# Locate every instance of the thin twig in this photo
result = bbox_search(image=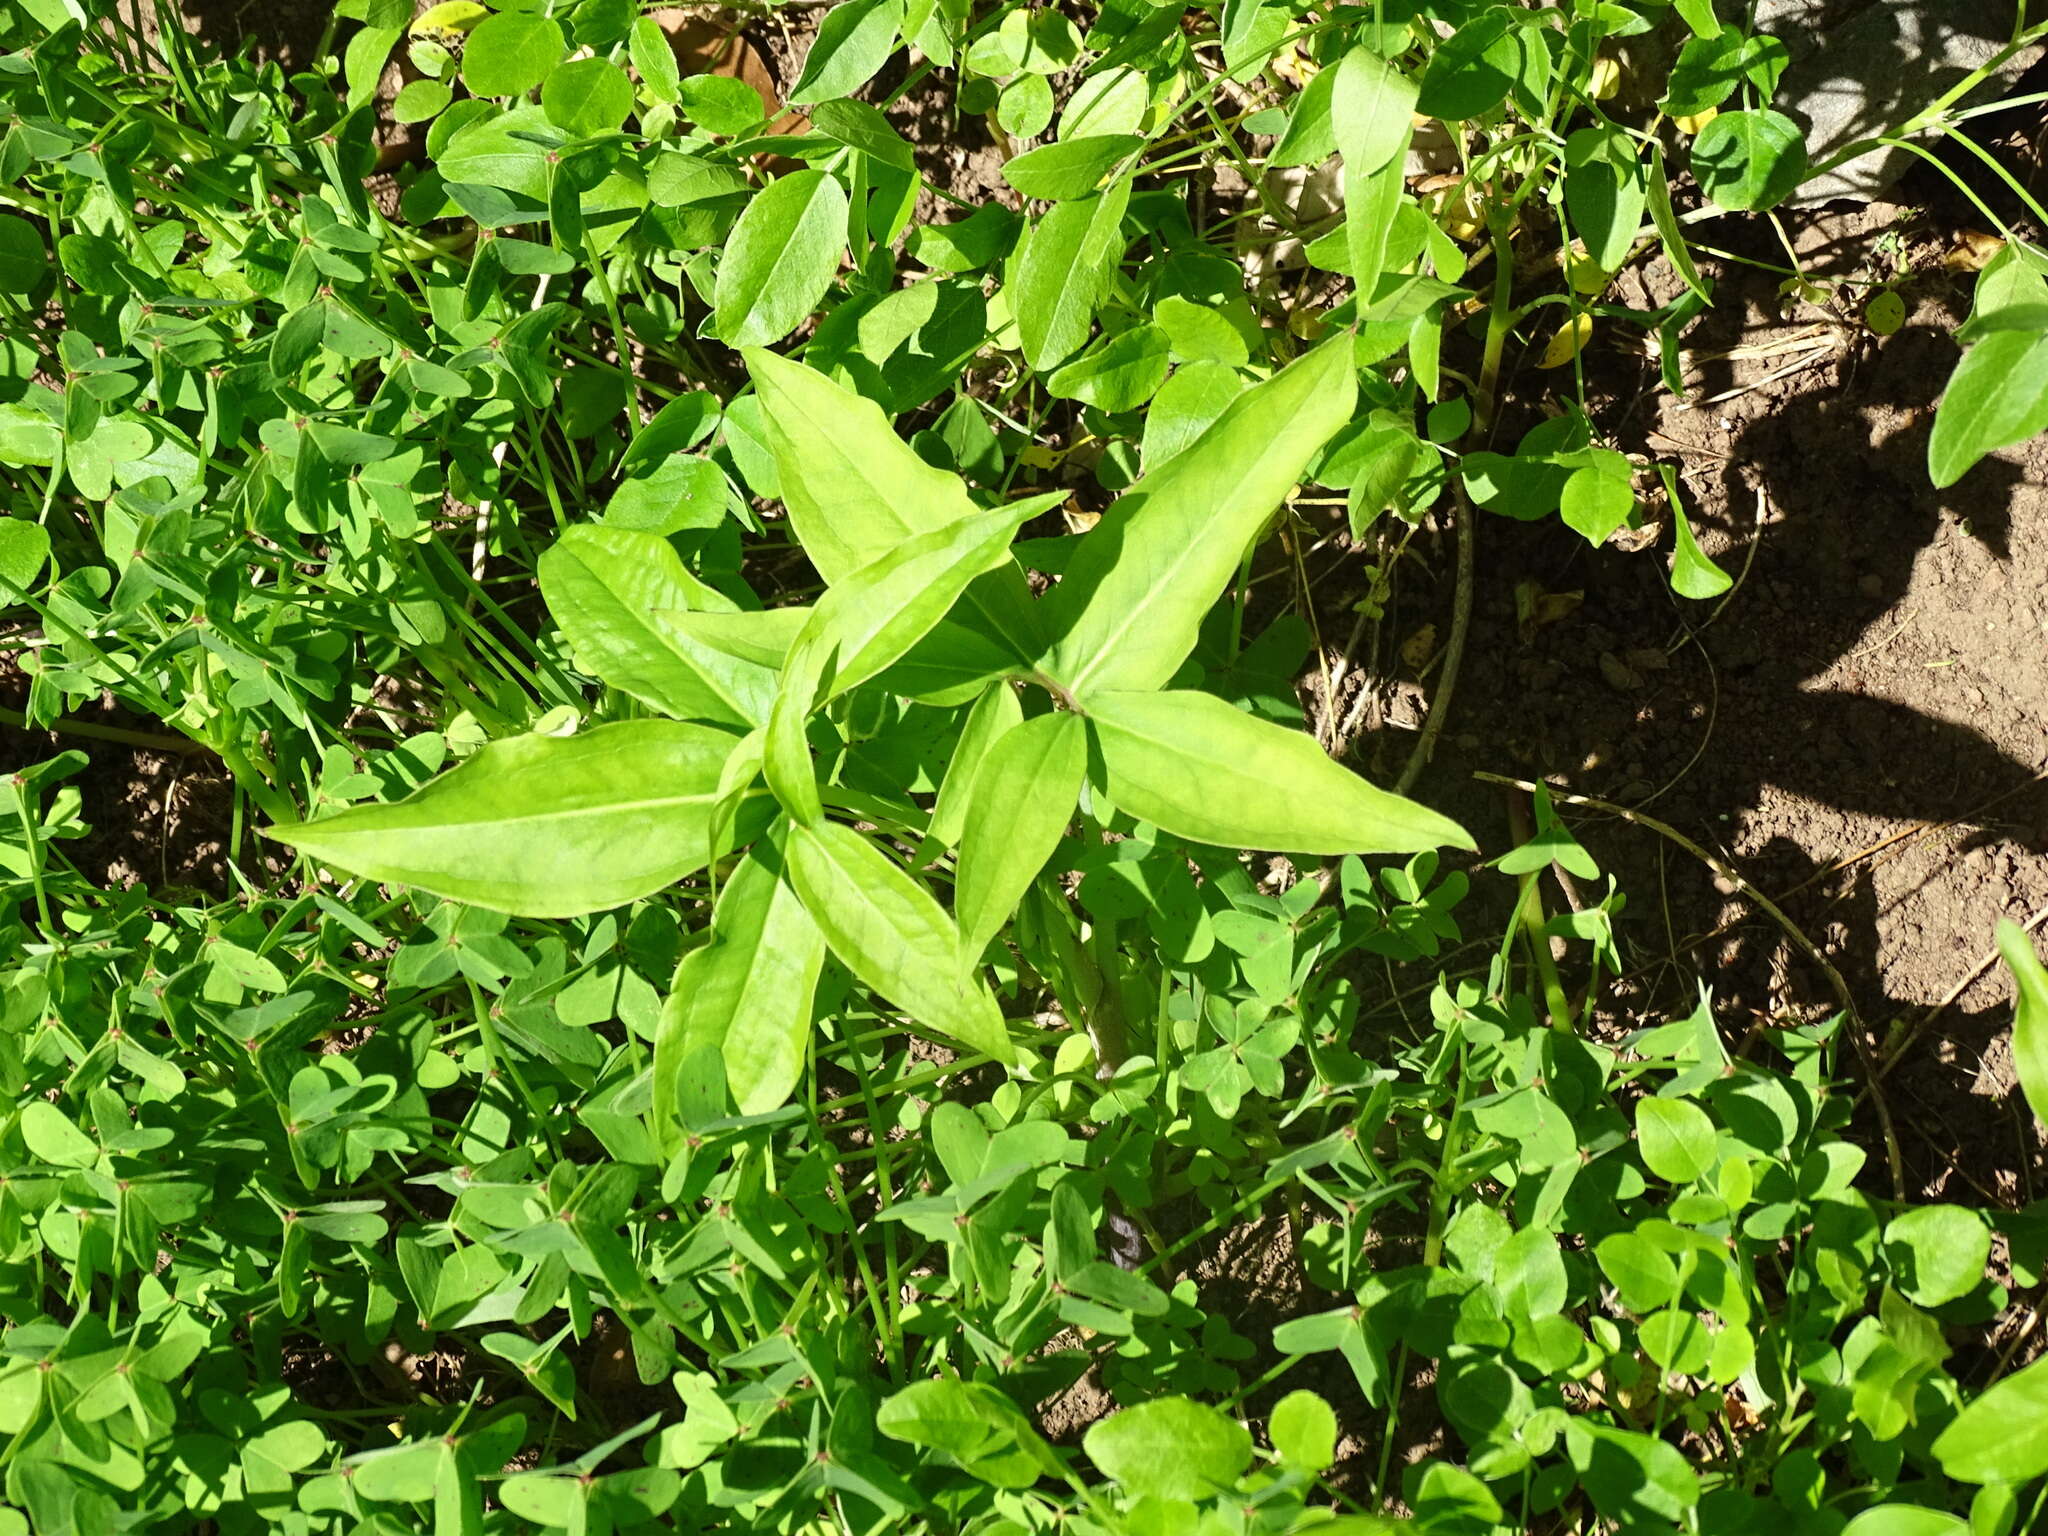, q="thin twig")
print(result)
[1610,766,2048,1002]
